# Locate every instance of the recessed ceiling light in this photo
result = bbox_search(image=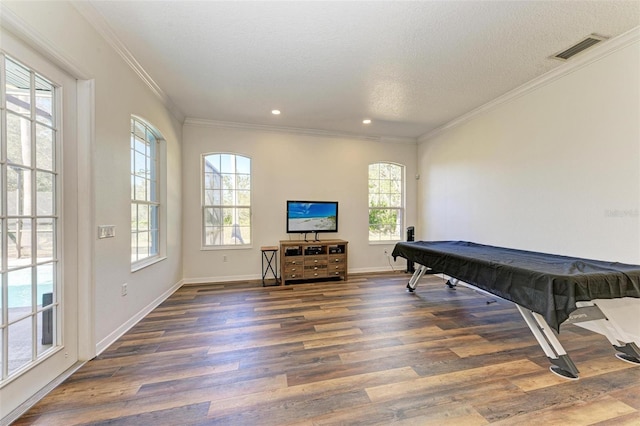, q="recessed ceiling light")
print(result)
[272,110,281,115]
[363,119,372,124]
